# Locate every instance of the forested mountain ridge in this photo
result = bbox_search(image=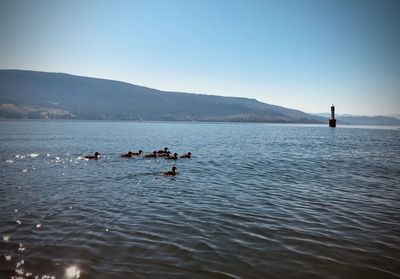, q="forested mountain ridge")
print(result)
[0,69,324,123]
